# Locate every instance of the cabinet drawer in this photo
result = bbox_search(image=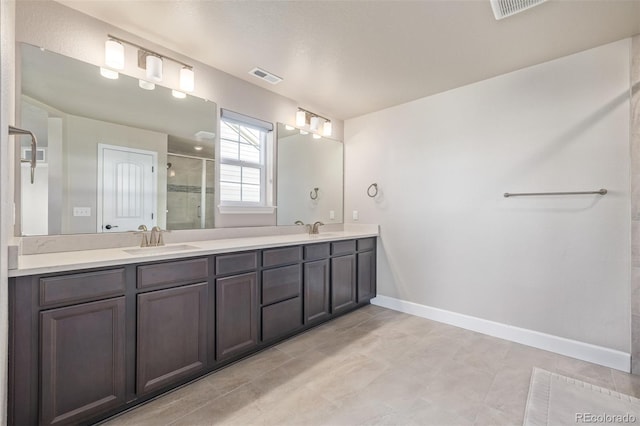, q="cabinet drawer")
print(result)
[262,264,301,305]
[262,246,301,268]
[216,252,257,276]
[137,258,208,289]
[40,268,125,307]
[304,243,330,261]
[331,240,356,256]
[357,238,375,251]
[262,297,302,341]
